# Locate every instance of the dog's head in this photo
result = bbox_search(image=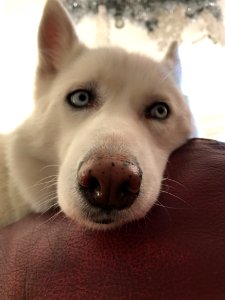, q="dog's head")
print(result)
[28,0,194,229]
